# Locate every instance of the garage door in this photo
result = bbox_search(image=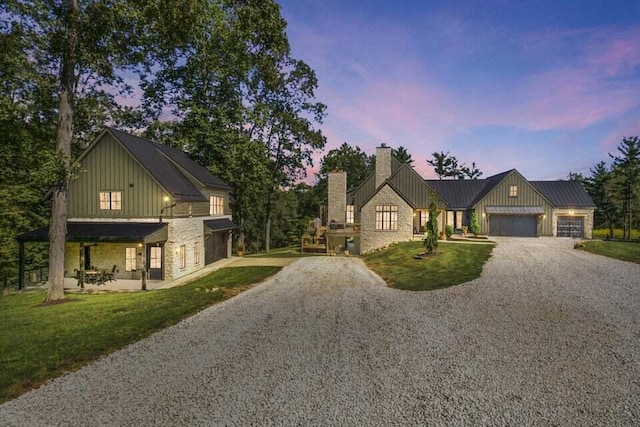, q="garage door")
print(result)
[557,216,584,238]
[489,215,537,237]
